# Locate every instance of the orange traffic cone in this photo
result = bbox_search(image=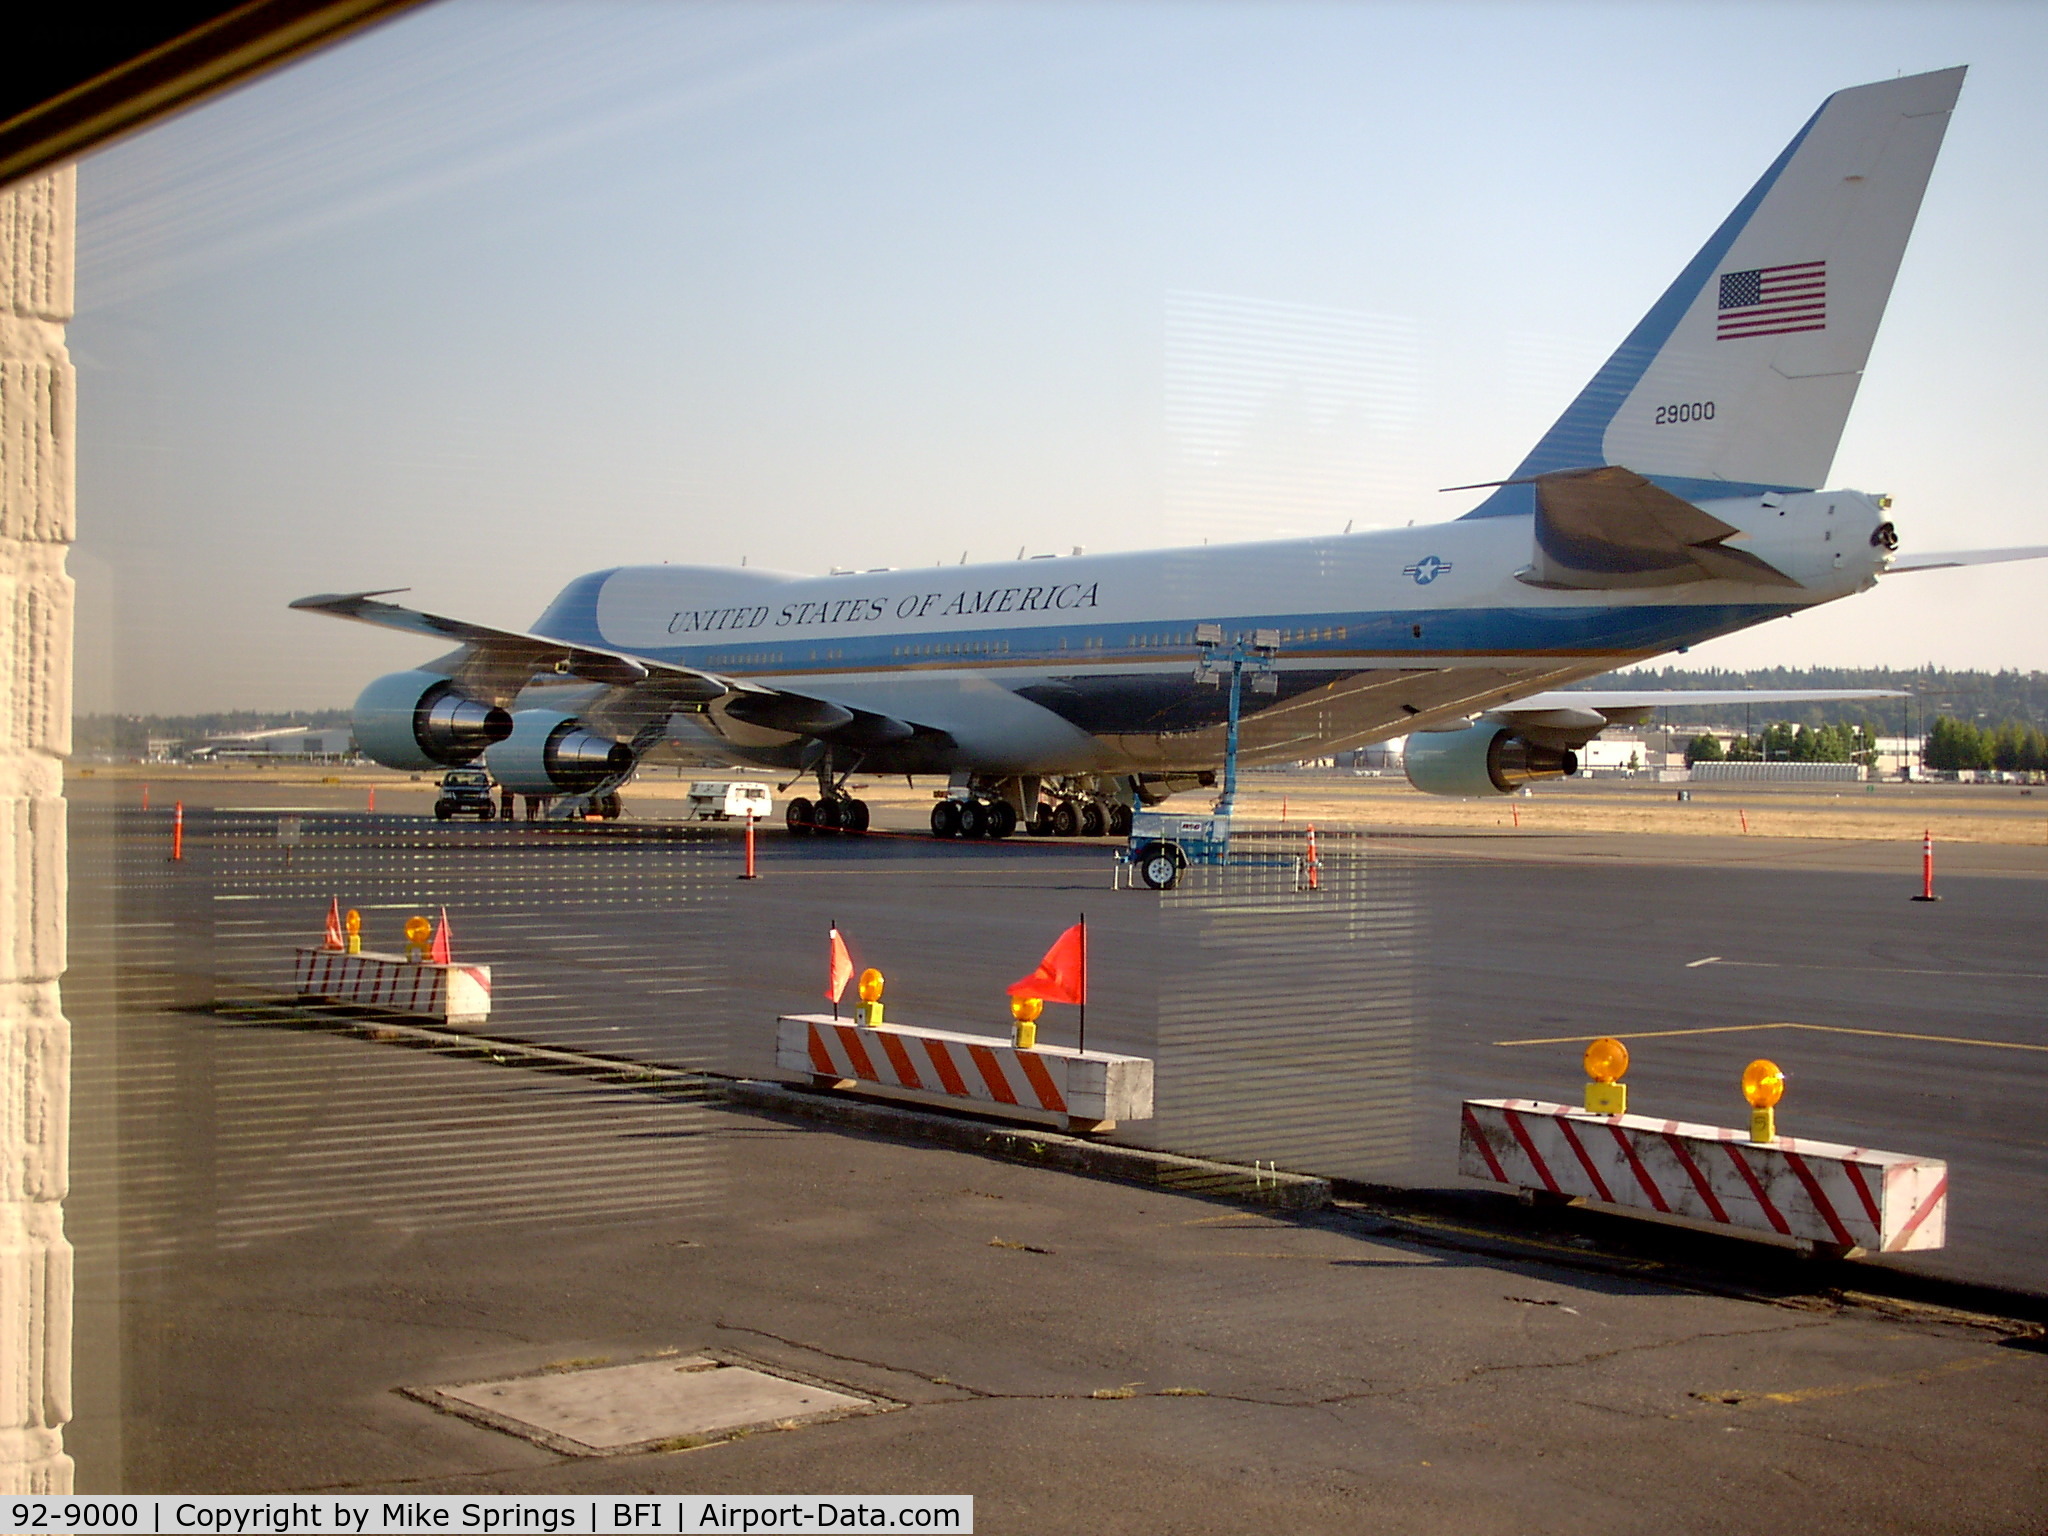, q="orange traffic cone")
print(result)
[1304,824,1321,891]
